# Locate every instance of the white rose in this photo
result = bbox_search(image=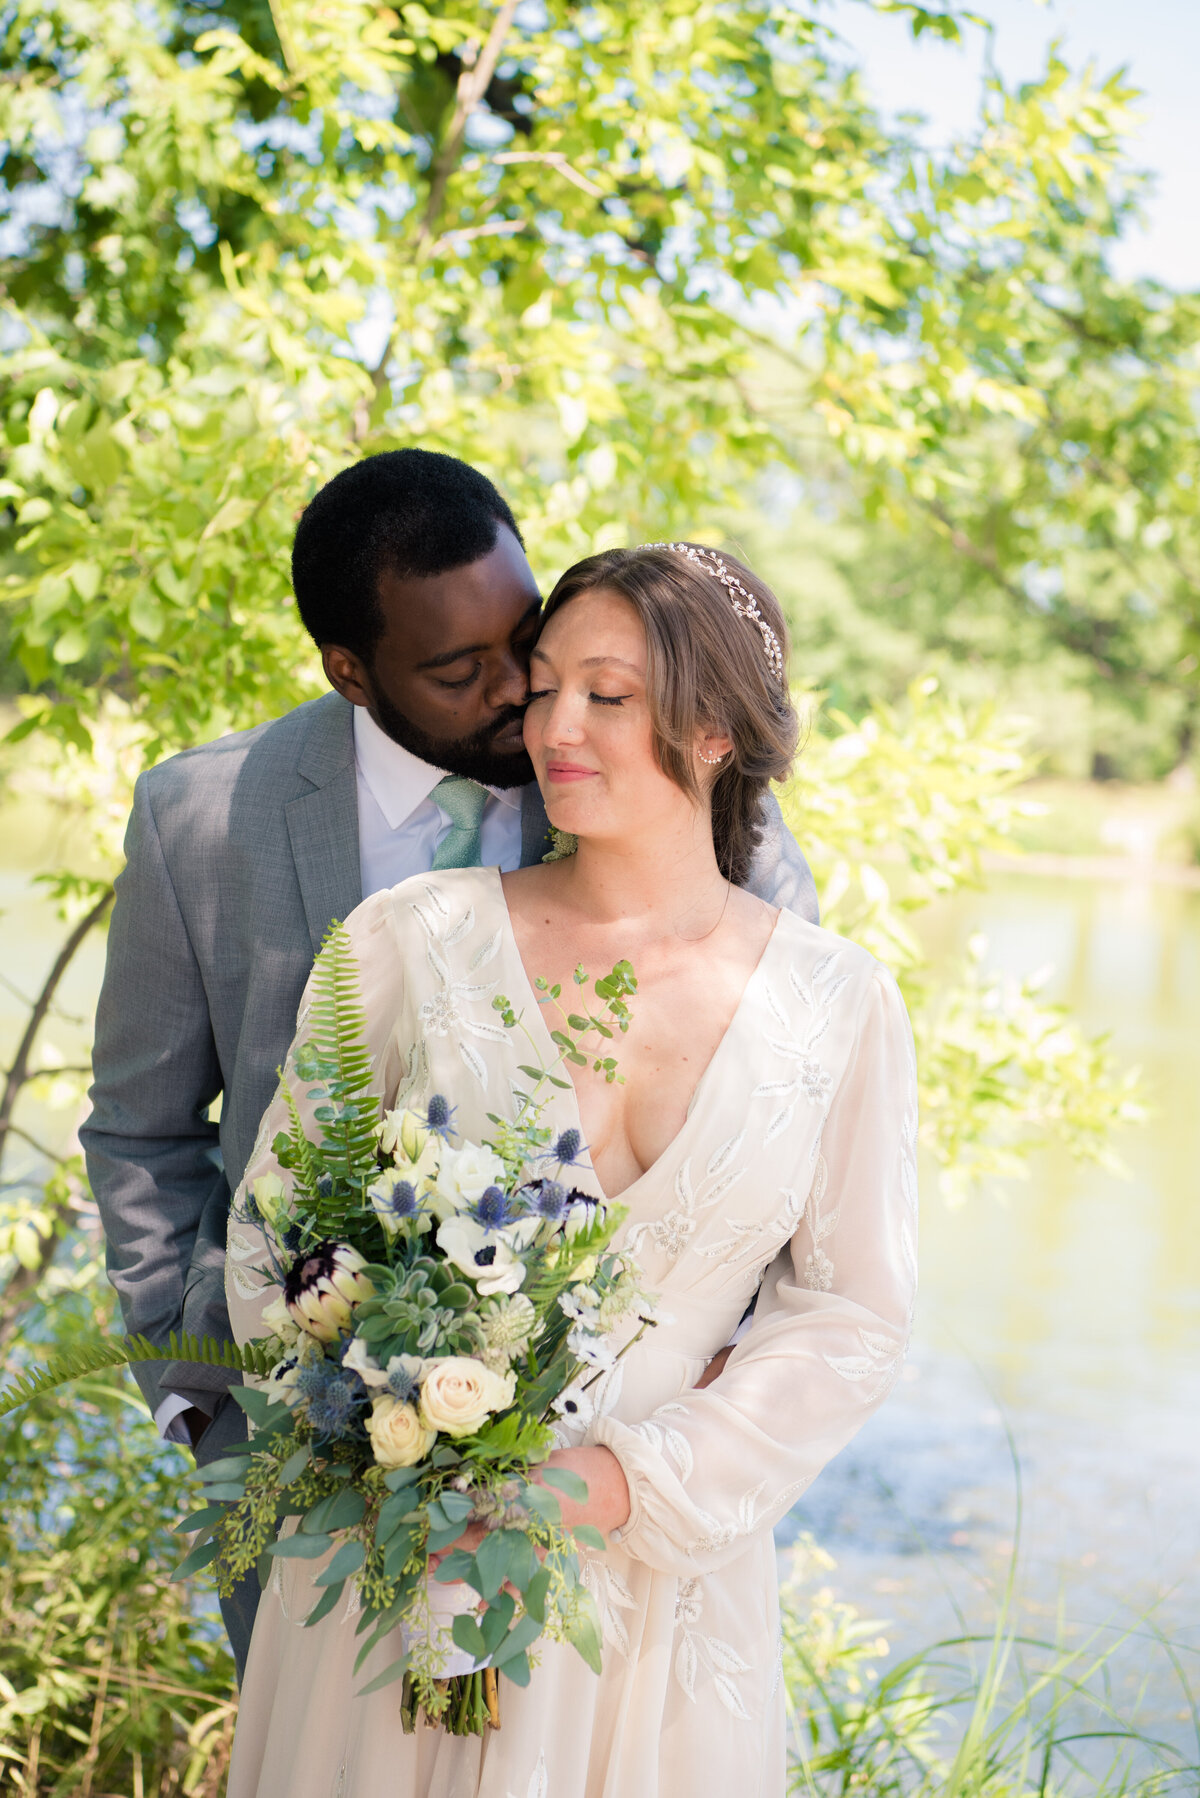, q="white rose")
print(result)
[367,1394,435,1469]
[434,1143,508,1215]
[437,1217,527,1297]
[418,1356,516,1439]
[261,1292,300,1348]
